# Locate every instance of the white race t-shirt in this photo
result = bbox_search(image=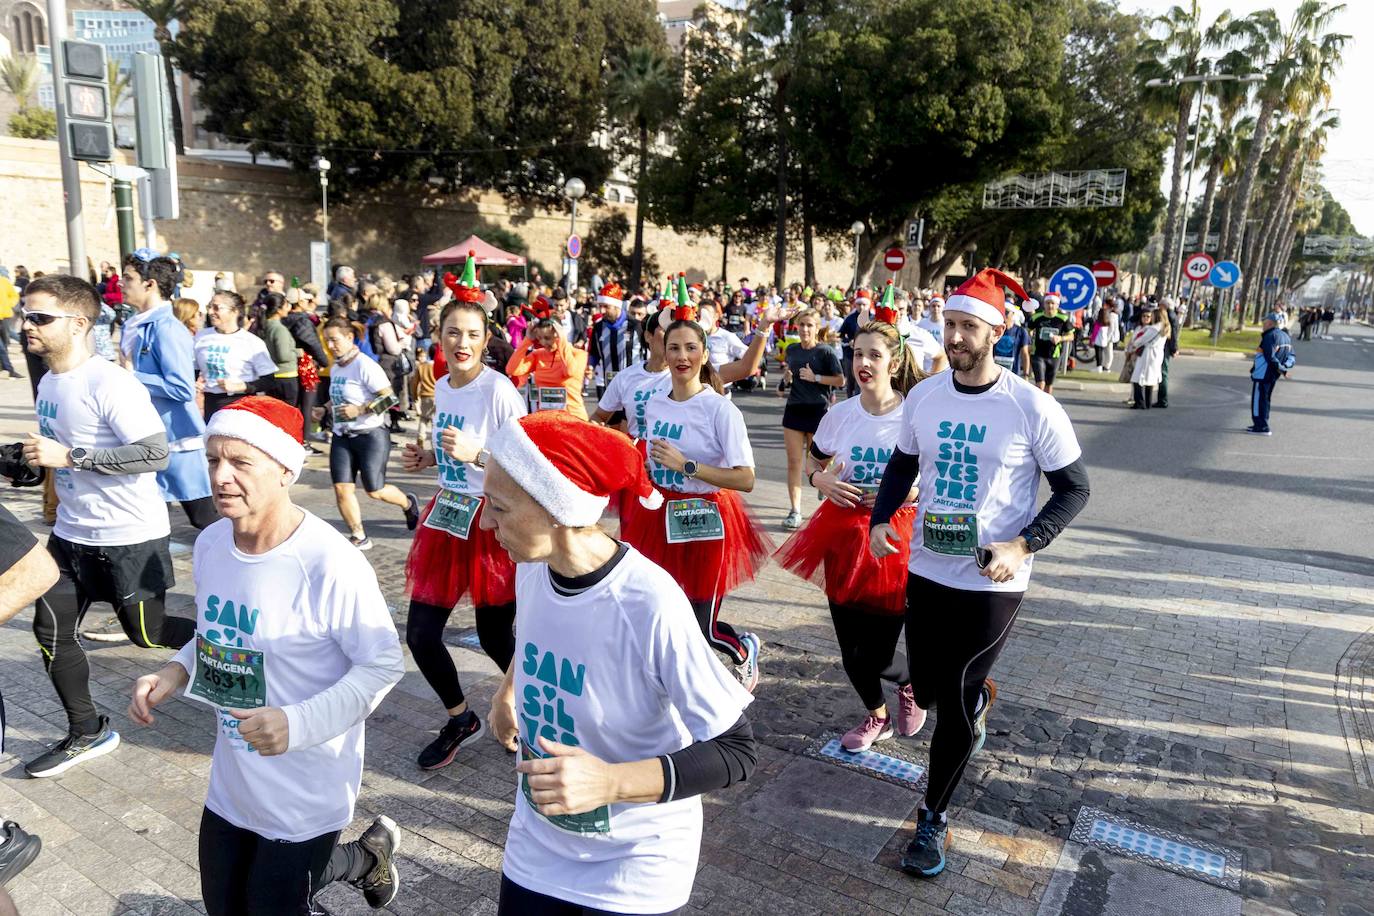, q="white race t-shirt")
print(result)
[431,368,526,494]
[896,370,1081,592]
[642,388,753,494]
[195,328,276,394]
[901,322,943,373]
[36,356,171,546]
[706,328,747,370]
[597,362,670,439]
[917,317,944,344]
[502,548,752,913]
[328,352,391,434]
[812,395,907,494]
[175,514,401,841]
